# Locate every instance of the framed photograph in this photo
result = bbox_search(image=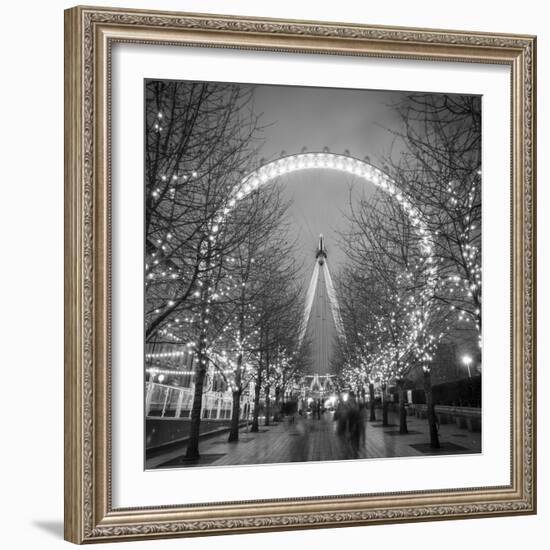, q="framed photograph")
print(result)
[64,5,537,543]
